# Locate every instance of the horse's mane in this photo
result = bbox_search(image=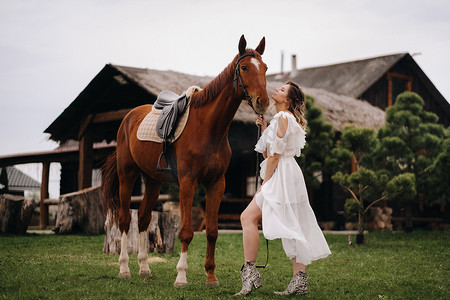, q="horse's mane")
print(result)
[190,53,245,108]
